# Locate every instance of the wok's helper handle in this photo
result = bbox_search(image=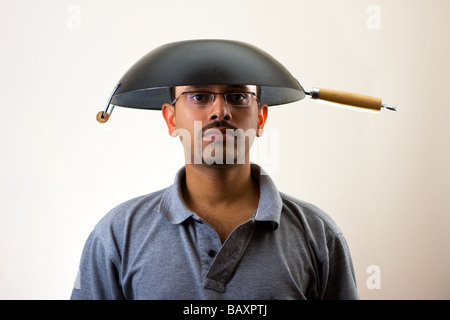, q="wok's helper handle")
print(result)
[311,88,382,111]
